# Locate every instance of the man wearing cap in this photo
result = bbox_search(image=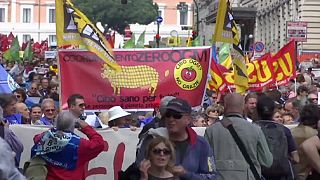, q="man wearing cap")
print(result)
[136,98,216,180]
[138,96,175,138]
